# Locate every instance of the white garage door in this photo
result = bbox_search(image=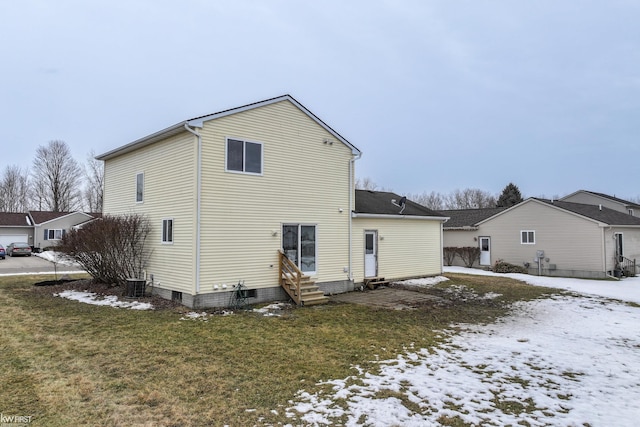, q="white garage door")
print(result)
[0,235,29,249]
